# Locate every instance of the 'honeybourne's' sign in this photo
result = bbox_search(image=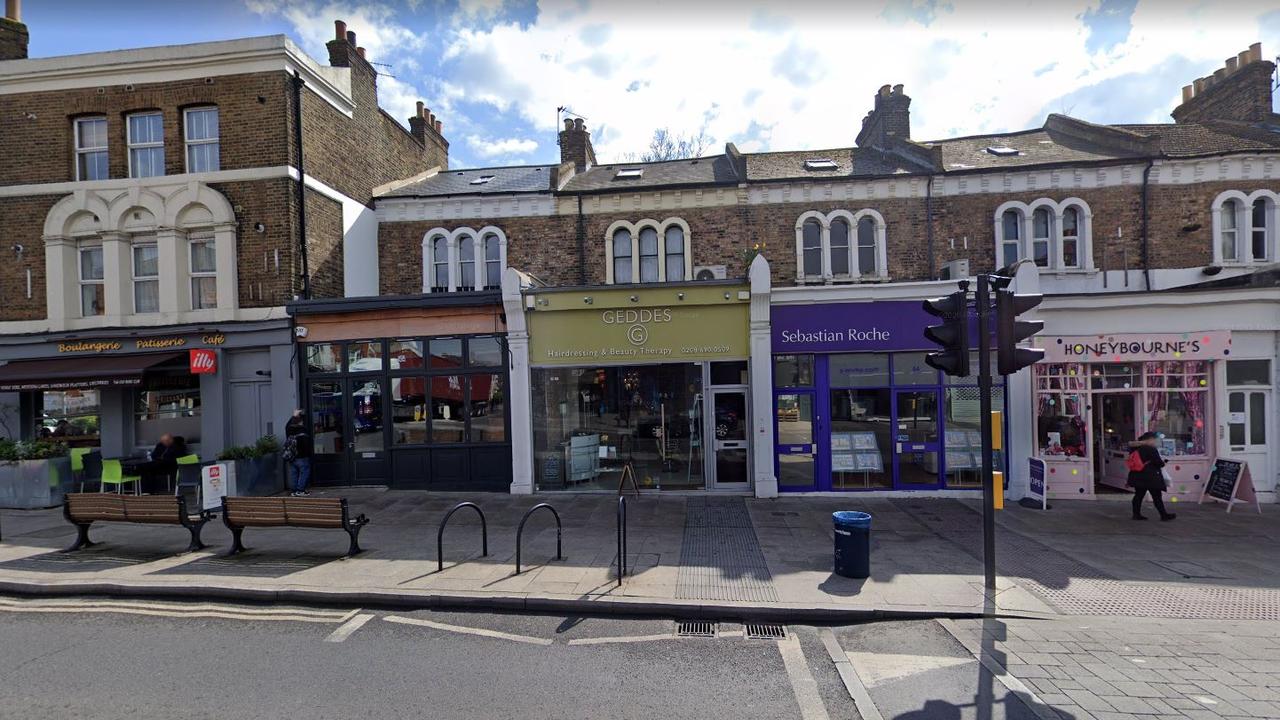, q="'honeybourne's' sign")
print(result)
[1037,331,1232,363]
[527,287,749,366]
